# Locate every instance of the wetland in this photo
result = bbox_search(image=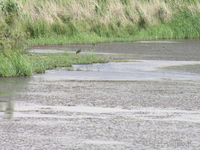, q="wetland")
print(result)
[1,40,200,149]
